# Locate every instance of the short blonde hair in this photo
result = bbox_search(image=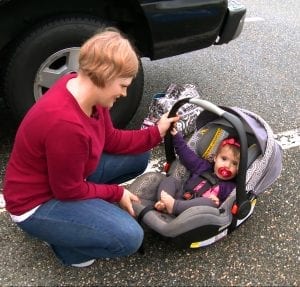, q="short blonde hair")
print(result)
[79,28,139,87]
